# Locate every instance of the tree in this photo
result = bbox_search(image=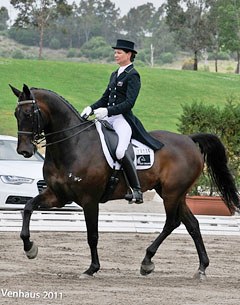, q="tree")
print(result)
[10,0,72,59]
[76,0,101,44]
[206,0,221,72]
[216,0,240,74]
[97,0,120,44]
[166,0,213,70]
[0,6,9,31]
[150,5,178,63]
[47,2,79,49]
[120,3,156,48]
